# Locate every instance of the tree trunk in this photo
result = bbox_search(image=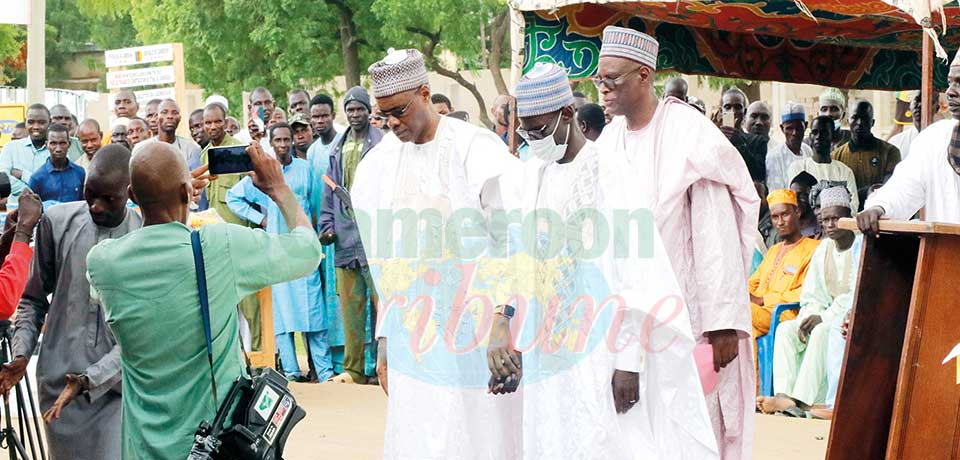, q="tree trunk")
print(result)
[328,0,361,88]
[488,10,510,98]
[411,27,493,128]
